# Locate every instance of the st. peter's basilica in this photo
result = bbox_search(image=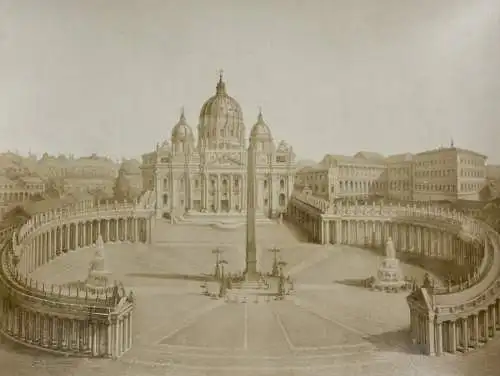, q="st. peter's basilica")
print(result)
[141,74,296,219]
